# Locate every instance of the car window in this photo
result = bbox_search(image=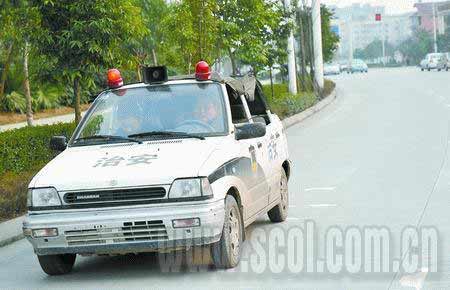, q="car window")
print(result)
[247,84,271,125]
[227,85,248,125]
